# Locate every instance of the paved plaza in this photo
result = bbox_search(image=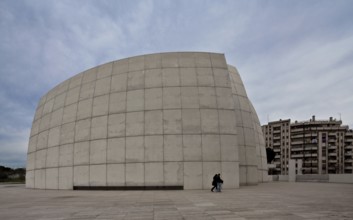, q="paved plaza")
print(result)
[1,182,353,220]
